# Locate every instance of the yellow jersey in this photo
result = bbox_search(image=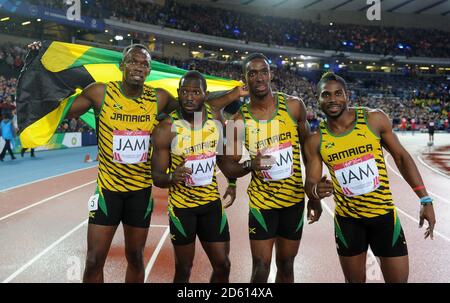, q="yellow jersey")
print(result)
[97,81,158,192]
[241,93,305,210]
[319,107,394,218]
[168,104,221,208]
